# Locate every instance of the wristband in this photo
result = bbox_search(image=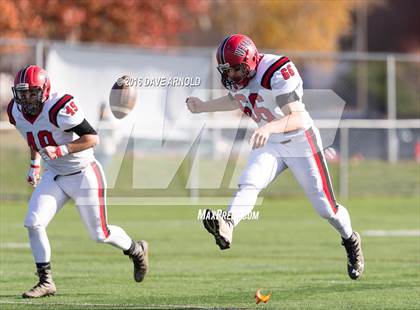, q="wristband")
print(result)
[30,159,41,168]
[56,144,69,157]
